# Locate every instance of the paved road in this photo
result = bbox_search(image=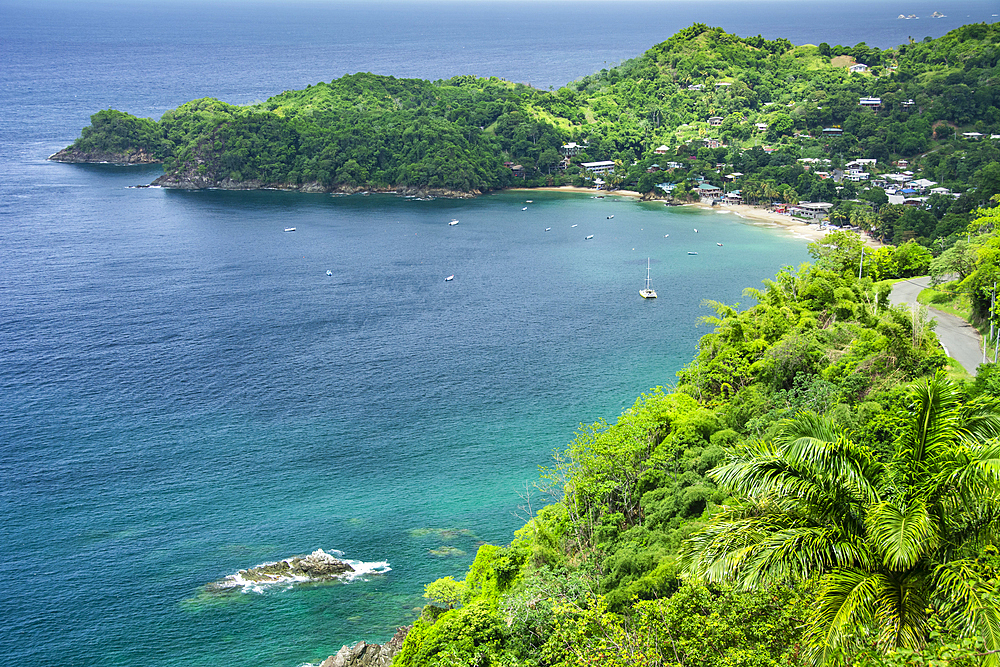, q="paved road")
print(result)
[889,276,984,377]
